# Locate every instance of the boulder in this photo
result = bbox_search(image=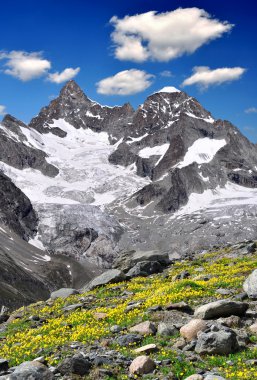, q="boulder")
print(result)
[180,319,207,341]
[126,261,163,278]
[243,269,257,298]
[0,359,8,372]
[114,250,170,272]
[129,321,157,335]
[184,375,203,380]
[84,269,126,290]
[195,325,239,355]
[129,355,156,375]
[194,299,248,319]
[204,376,226,380]
[157,322,179,336]
[57,354,91,376]
[166,301,193,313]
[50,288,79,300]
[8,361,53,379]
